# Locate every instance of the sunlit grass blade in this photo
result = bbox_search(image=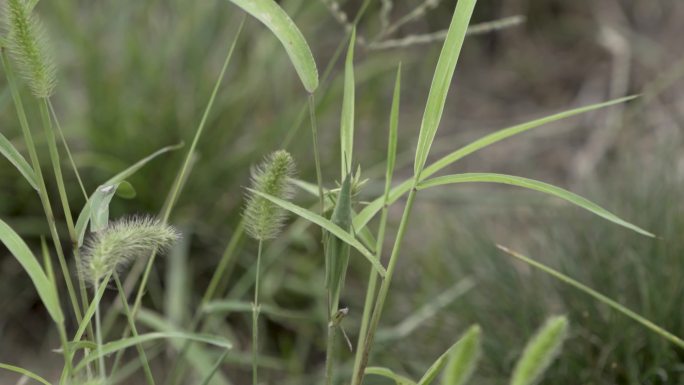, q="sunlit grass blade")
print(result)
[509,315,568,385]
[248,189,386,276]
[497,245,684,349]
[0,131,38,190]
[441,325,481,385]
[0,218,63,323]
[354,96,639,231]
[365,367,418,385]
[417,325,480,385]
[413,0,476,177]
[228,0,318,92]
[74,332,232,372]
[418,173,653,237]
[0,363,52,385]
[74,142,183,246]
[420,96,638,181]
[340,28,356,177]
